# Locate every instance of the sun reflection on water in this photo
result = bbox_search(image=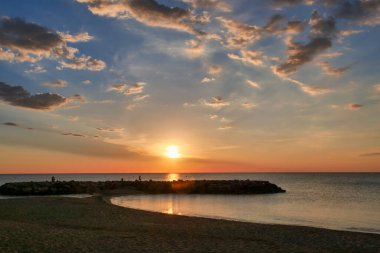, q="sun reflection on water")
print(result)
[165,173,179,181]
